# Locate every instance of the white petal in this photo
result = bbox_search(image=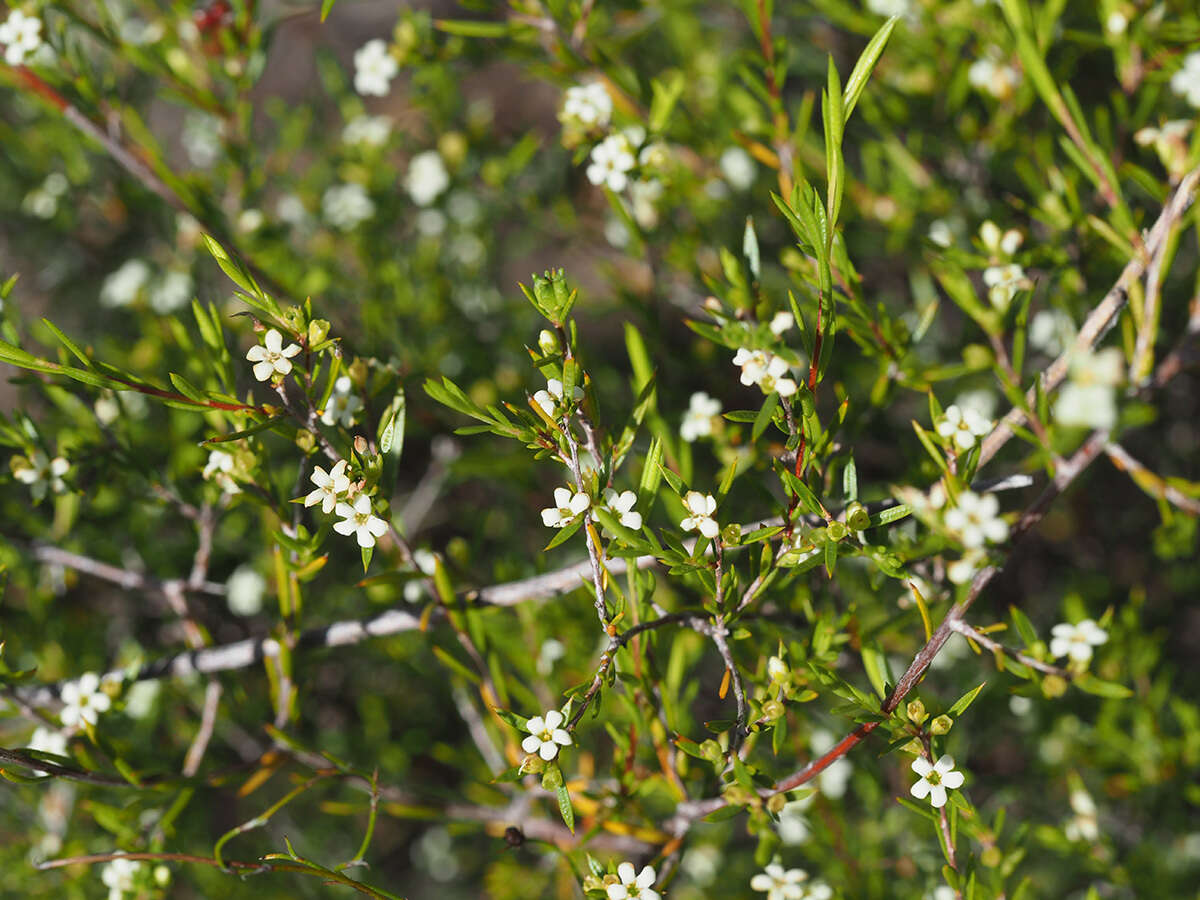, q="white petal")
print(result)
[246,345,268,362]
[252,361,275,381]
[699,518,720,539]
[553,487,572,507]
[275,357,294,376]
[941,770,965,789]
[281,343,301,358]
[521,735,540,754]
[544,710,563,730]
[617,862,636,885]
[552,729,572,746]
[526,716,545,734]
[78,673,100,694]
[333,519,356,536]
[929,784,948,808]
[635,865,656,889]
[607,886,629,900]
[538,741,558,760]
[542,509,562,527]
[355,527,377,548]
[911,757,934,777]
[264,329,283,352]
[621,511,643,530]
[933,755,956,774]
